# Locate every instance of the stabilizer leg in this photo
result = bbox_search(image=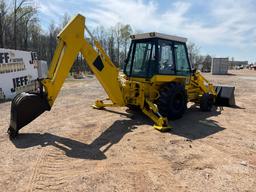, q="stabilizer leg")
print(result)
[92,98,119,109]
[142,99,171,131]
